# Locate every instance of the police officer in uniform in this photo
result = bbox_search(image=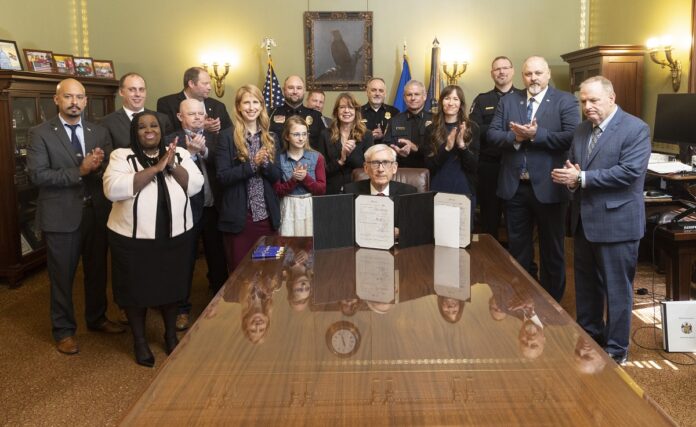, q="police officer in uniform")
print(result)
[360,77,399,145]
[470,56,523,240]
[383,80,432,168]
[269,75,325,150]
